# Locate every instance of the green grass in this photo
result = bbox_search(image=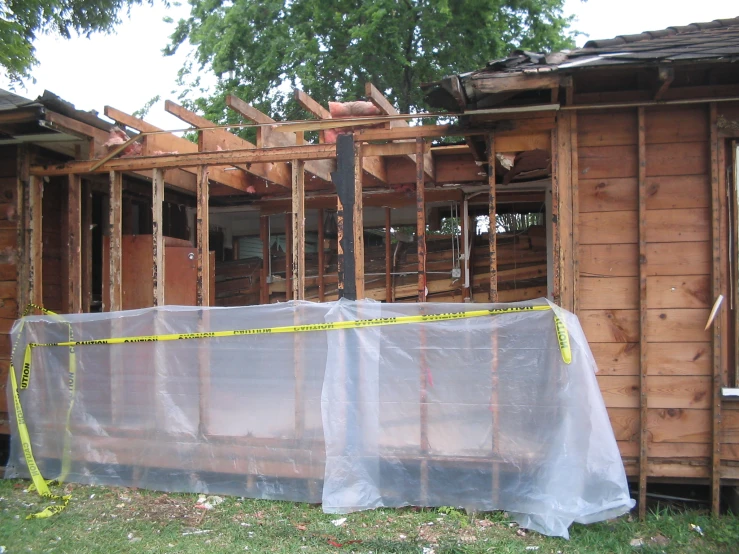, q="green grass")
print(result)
[0,479,737,553]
